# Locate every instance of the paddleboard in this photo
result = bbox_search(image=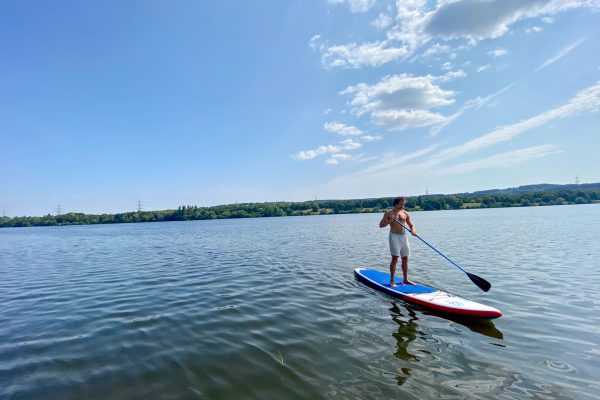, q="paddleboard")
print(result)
[354,268,502,319]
